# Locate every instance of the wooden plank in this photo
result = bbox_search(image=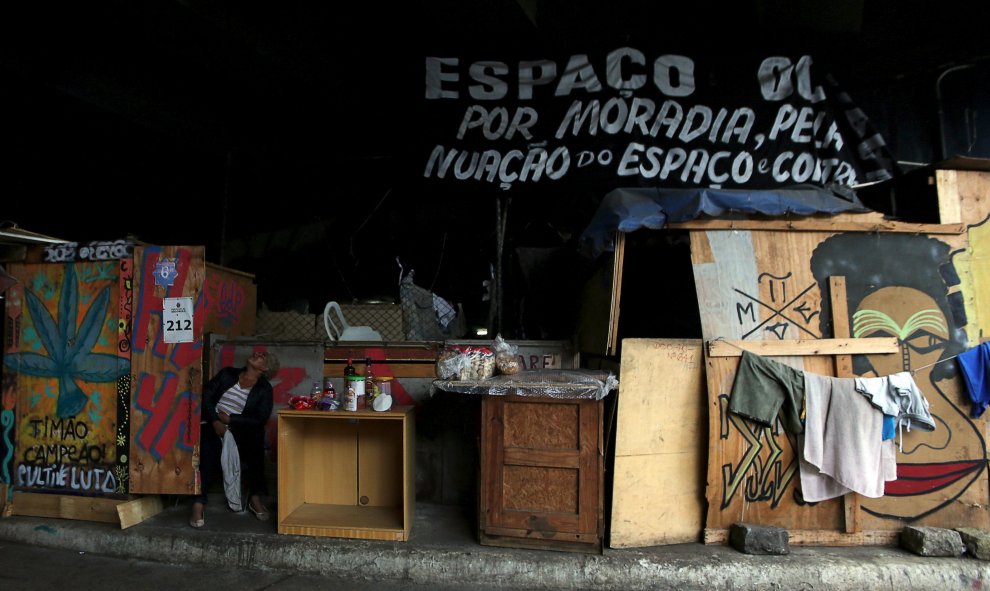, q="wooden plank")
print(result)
[129,246,206,495]
[0,484,10,517]
[324,361,437,379]
[359,420,403,509]
[203,264,256,338]
[829,278,855,378]
[116,494,164,529]
[6,262,127,498]
[935,169,960,224]
[690,230,760,338]
[706,337,899,357]
[608,231,626,356]
[669,218,965,235]
[11,491,122,524]
[324,344,440,362]
[941,169,990,226]
[705,528,899,546]
[828,277,861,534]
[610,339,705,548]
